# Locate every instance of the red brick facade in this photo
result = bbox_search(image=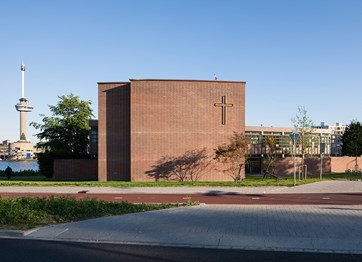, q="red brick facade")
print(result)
[98,79,246,181]
[274,157,362,175]
[98,82,131,181]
